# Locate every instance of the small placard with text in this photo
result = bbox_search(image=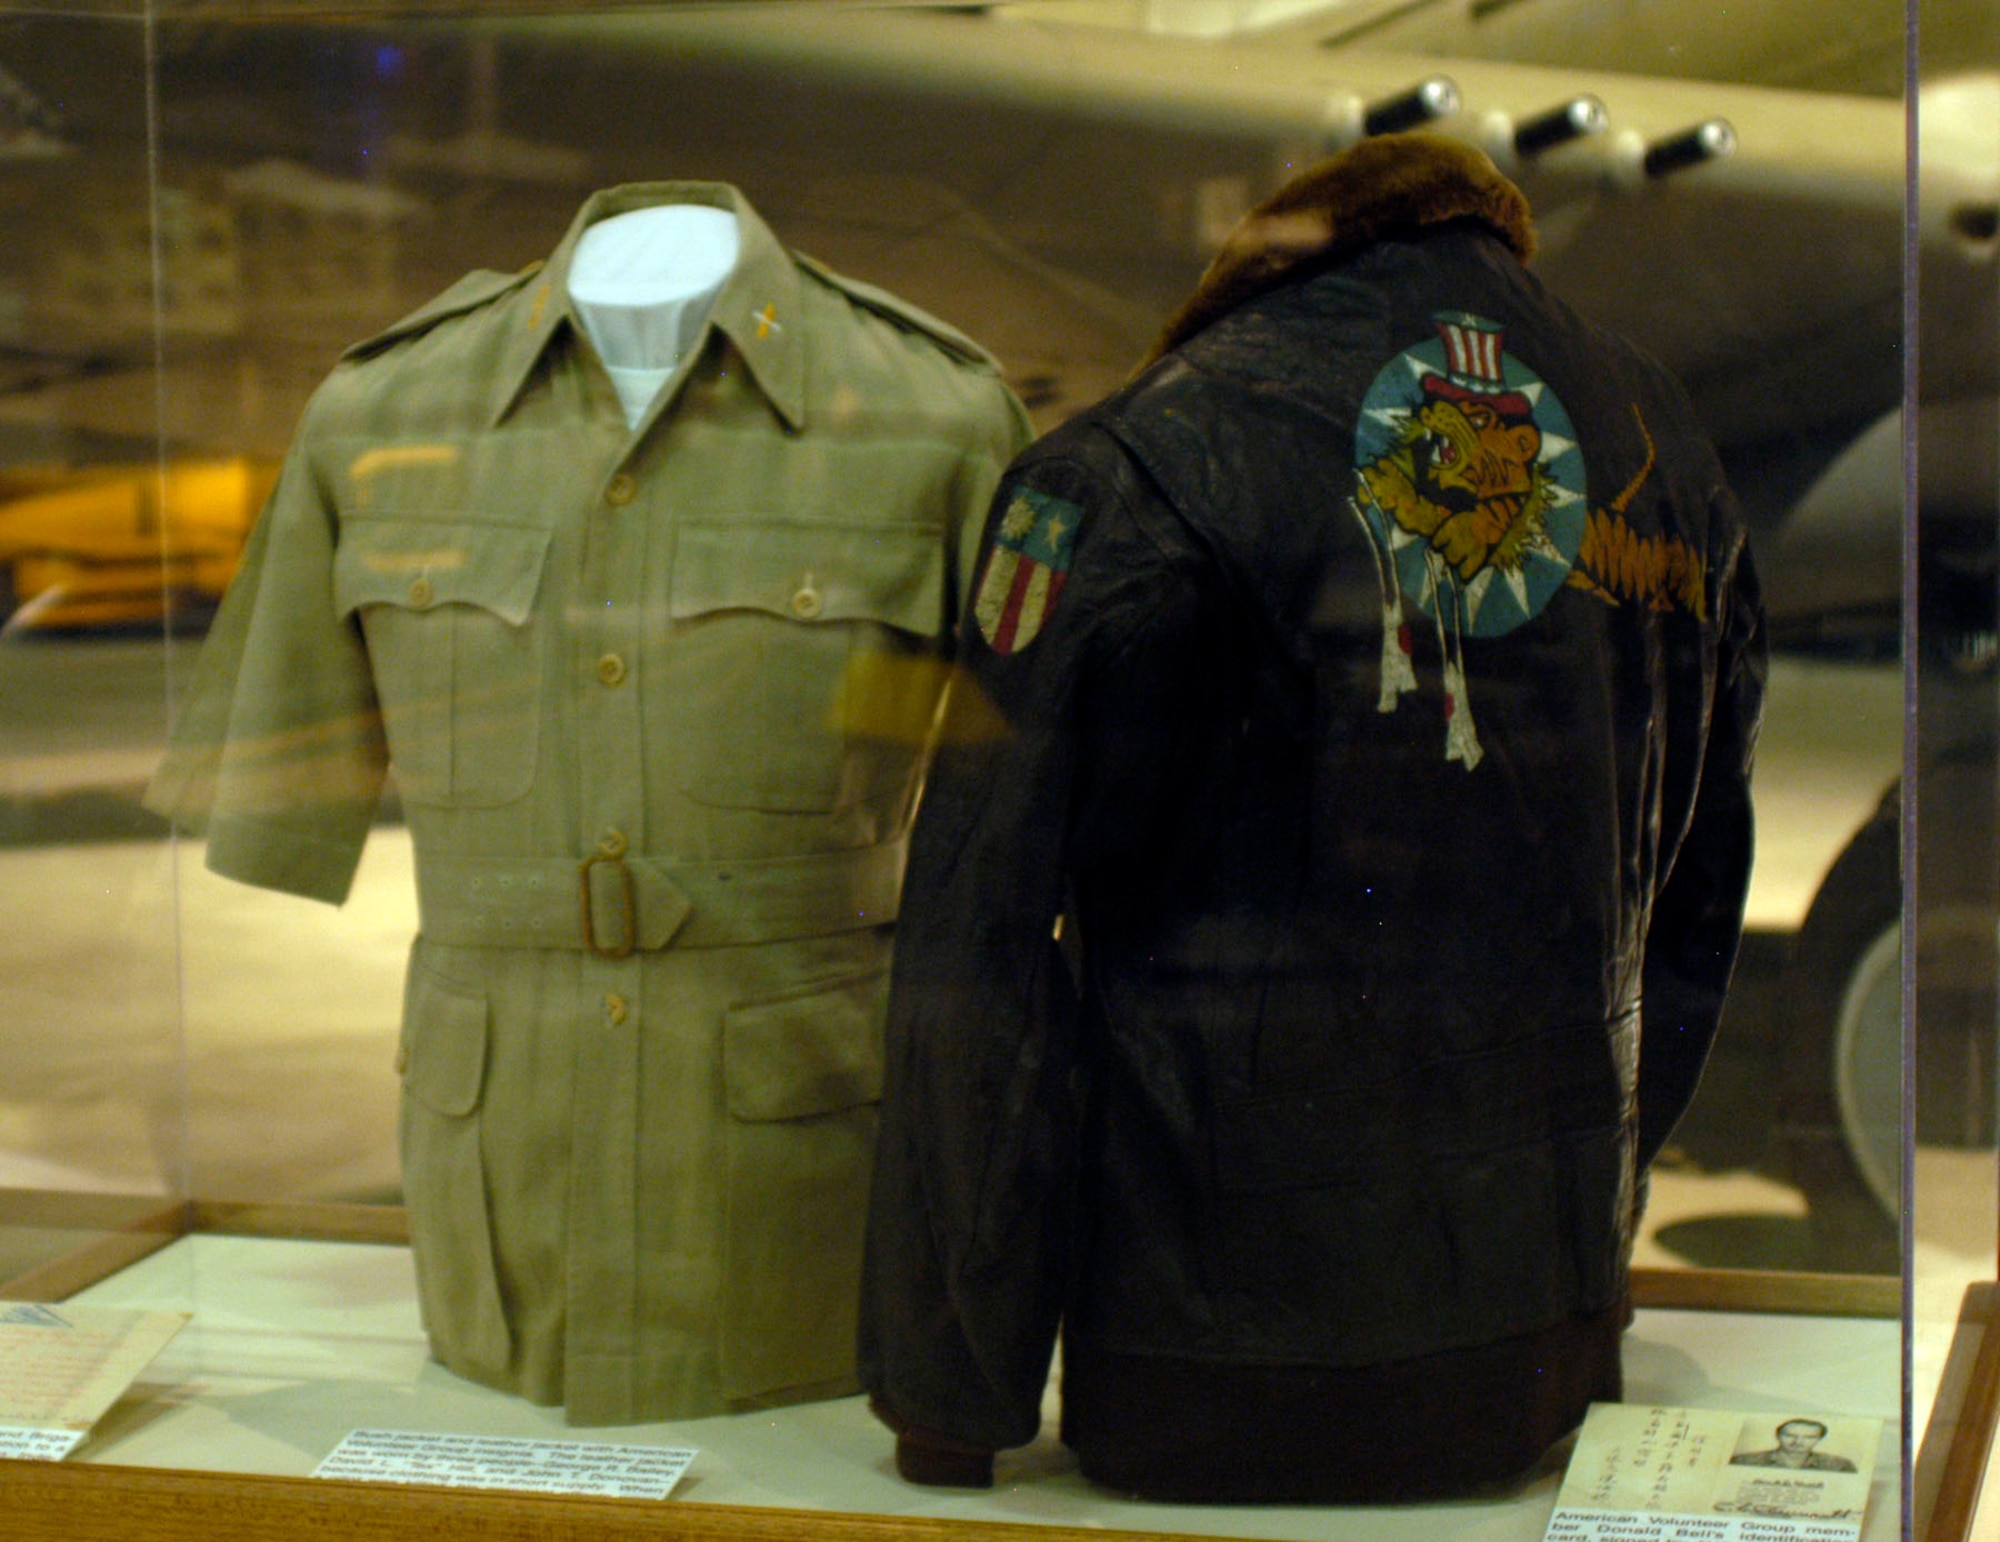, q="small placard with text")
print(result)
[314,1428,697,1500]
